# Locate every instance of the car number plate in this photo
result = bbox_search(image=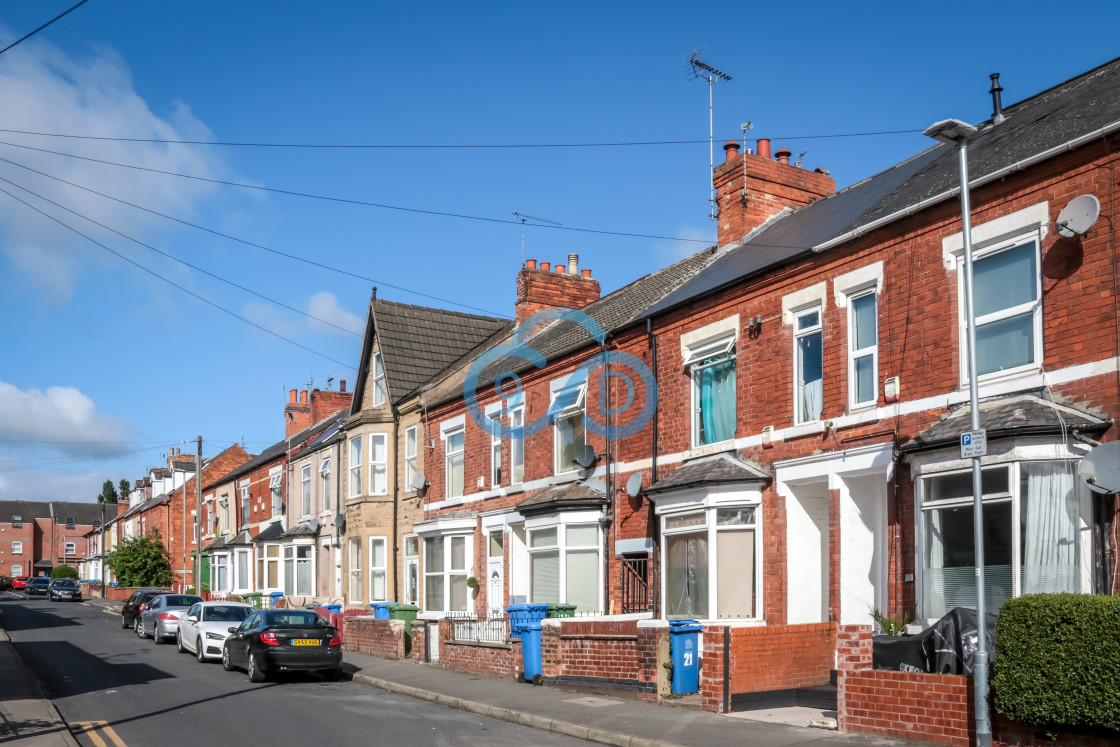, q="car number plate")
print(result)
[291,639,320,646]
